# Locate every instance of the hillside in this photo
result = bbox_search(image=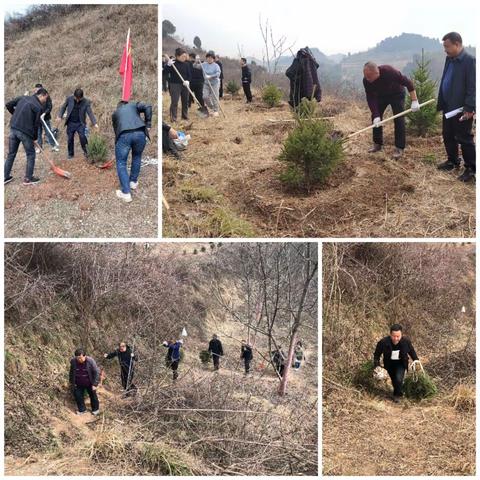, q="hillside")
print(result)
[163,92,475,238]
[4,243,318,475]
[4,4,158,238]
[322,243,476,475]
